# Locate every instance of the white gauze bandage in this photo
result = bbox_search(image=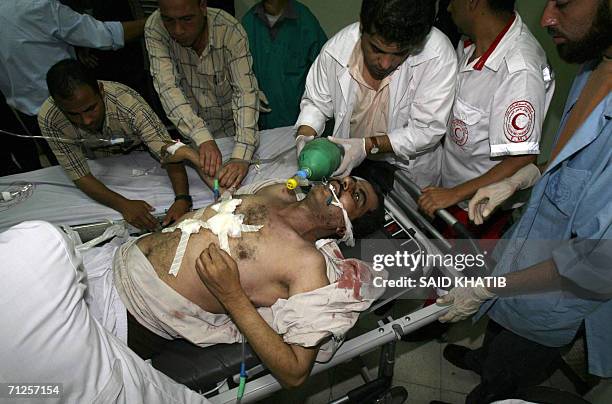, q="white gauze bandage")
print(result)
[328,184,355,247]
[162,197,263,277]
[165,140,186,155]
